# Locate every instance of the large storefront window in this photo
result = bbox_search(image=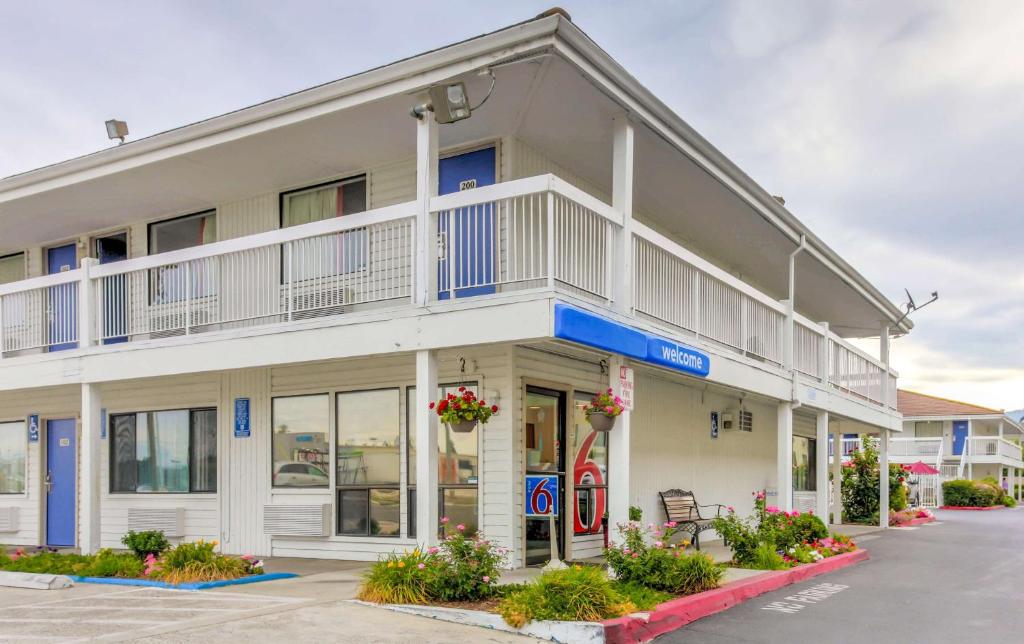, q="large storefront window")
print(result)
[572,393,607,535]
[110,409,217,493]
[337,389,400,537]
[793,436,816,492]
[0,421,26,494]
[272,395,329,488]
[407,384,480,538]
